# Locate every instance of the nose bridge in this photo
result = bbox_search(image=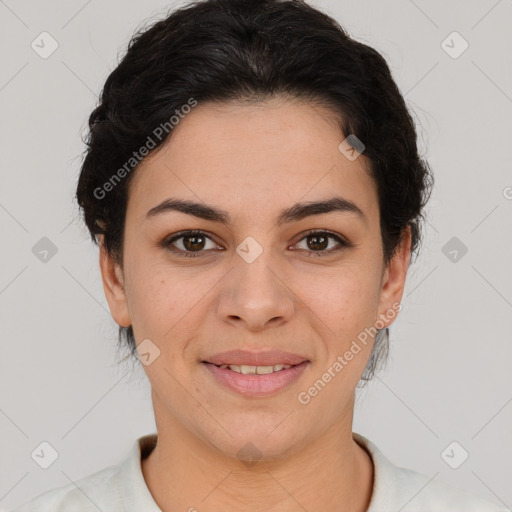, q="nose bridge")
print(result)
[218,238,294,328]
[236,248,279,296]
